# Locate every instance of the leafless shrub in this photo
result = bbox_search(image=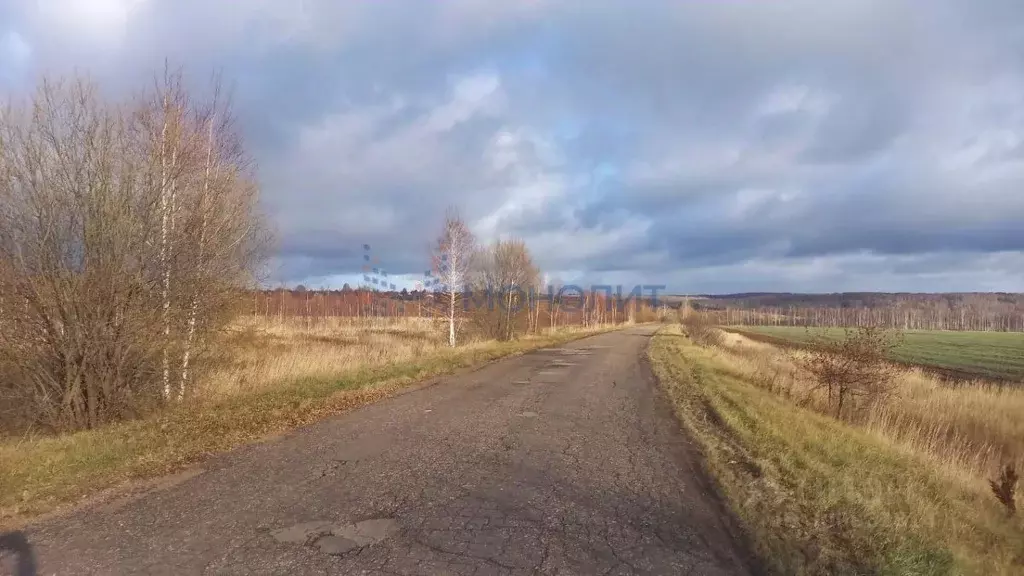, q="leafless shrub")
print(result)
[681,312,724,347]
[796,326,906,419]
[467,238,539,341]
[990,463,1018,516]
[657,306,677,323]
[0,69,269,432]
